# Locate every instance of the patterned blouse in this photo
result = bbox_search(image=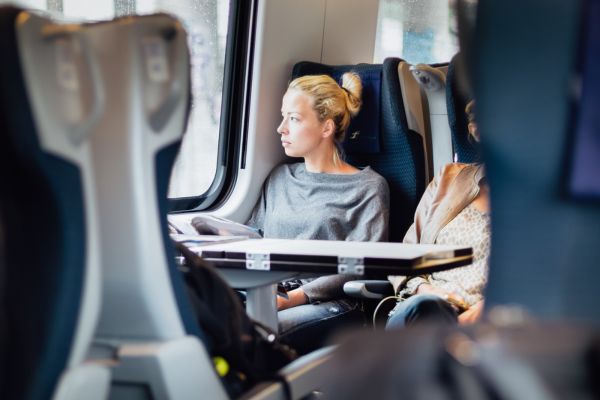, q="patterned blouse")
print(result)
[400,202,491,307]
